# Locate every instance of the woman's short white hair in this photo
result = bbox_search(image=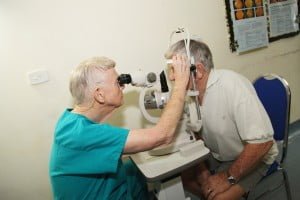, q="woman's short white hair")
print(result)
[69,56,116,105]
